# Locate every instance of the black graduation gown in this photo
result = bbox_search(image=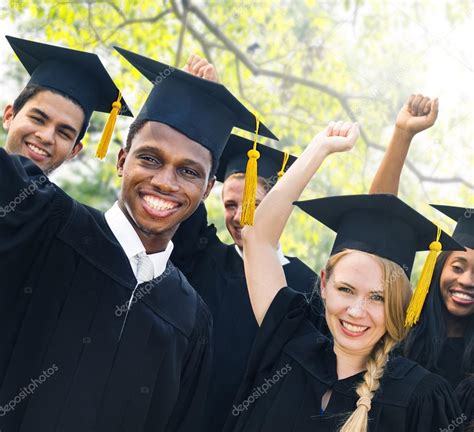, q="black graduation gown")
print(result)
[0,149,212,432]
[223,287,465,432]
[437,337,466,389]
[455,376,474,429]
[171,203,323,432]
